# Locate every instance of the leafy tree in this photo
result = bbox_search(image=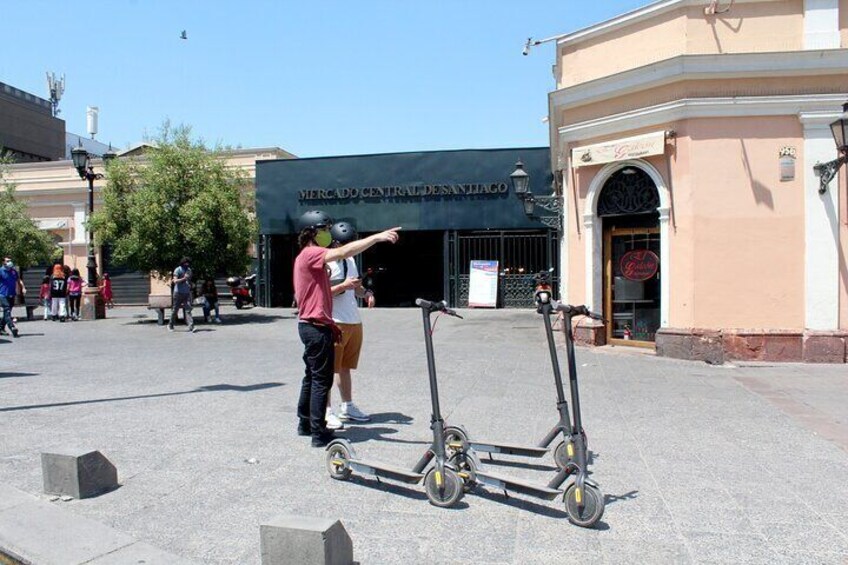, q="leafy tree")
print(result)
[0,158,58,268]
[90,124,256,280]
